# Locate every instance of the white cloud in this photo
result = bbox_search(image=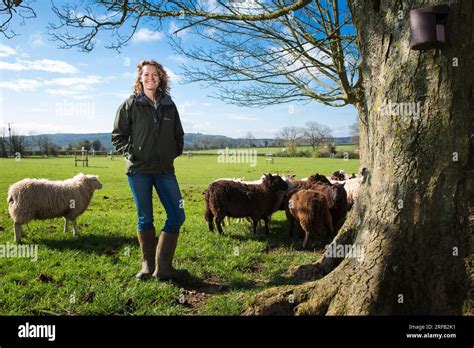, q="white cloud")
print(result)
[200,0,219,12]
[182,120,218,133]
[0,76,102,95]
[12,121,101,134]
[0,59,78,74]
[166,68,181,83]
[43,76,103,87]
[132,28,164,42]
[230,0,264,15]
[28,33,46,47]
[167,54,187,63]
[119,71,135,79]
[168,21,189,38]
[0,44,16,57]
[0,79,42,91]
